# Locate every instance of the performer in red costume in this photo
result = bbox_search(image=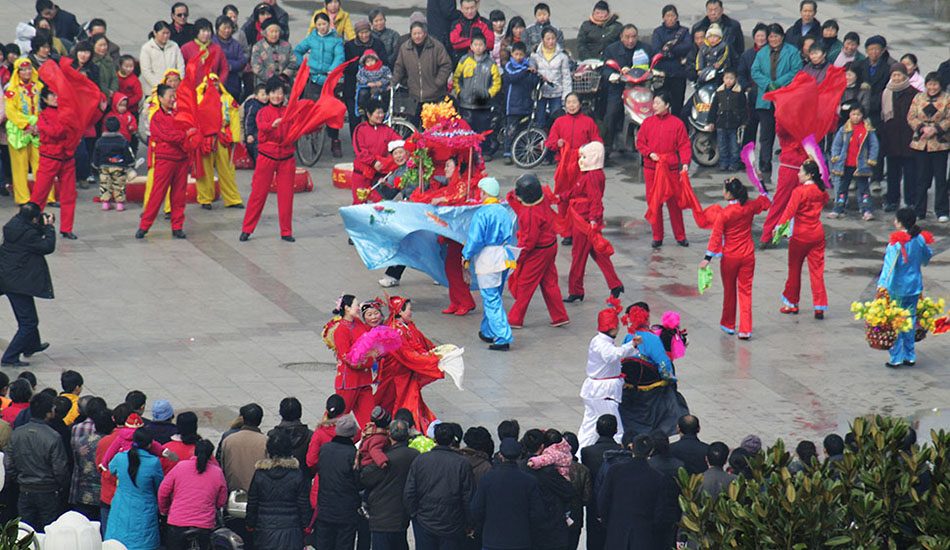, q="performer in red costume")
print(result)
[240,77,297,242]
[775,159,828,318]
[136,83,195,240]
[351,100,401,204]
[325,294,375,428]
[547,93,602,243]
[760,124,809,245]
[375,295,444,434]
[563,141,624,303]
[636,91,692,248]
[700,178,771,339]
[505,173,569,328]
[30,88,78,240]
